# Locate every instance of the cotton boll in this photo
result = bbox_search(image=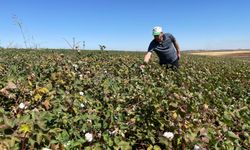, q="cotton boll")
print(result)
[85,133,93,142]
[19,103,25,109]
[163,131,174,140]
